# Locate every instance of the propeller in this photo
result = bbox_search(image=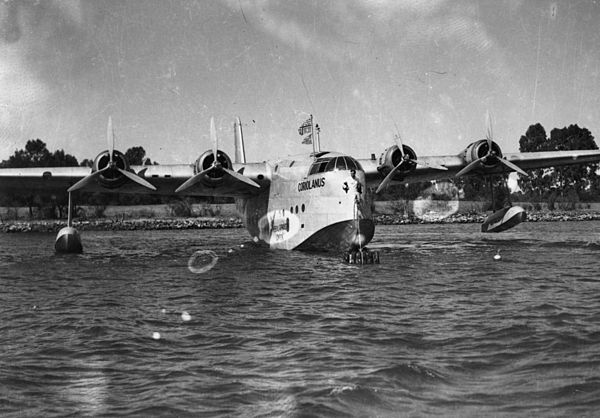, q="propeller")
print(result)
[68,117,157,192]
[376,133,447,194]
[456,112,529,178]
[175,117,260,193]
